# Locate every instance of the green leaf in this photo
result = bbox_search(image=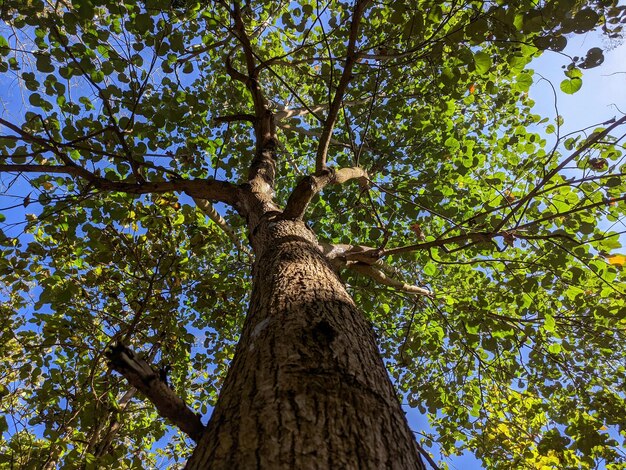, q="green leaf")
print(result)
[134,13,153,34]
[90,70,105,82]
[28,92,42,107]
[533,35,567,52]
[423,263,437,276]
[564,68,582,79]
[548,343,562,354]
[473,51,492,75]
[36,55,54,73]
[580,47,604,69]
[560,78,582,94]
[572,8,600,33]
[0,36,9,56]
[516,73,533,91]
